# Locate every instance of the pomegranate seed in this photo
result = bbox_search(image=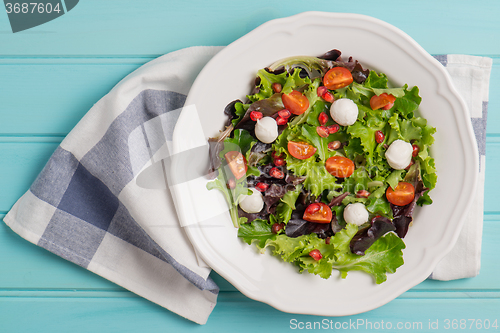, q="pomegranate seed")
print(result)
[274,158,286,166]
[272,82,282,93]
[375,130,385,144]
[318,112,329,126]
[278,109,291,119]
[317,86,328,97]
[405,160,414,170]
[276,116,287,126]
[269,167,284,179]
[327,140,341,151]
[356,190,370,198]
[250,111,263,121]
[272,223,284,234]
[271,151,284,159]
[255,182,269,192]
[327,124,340,134]
[322,91,335,103]
[309,249,322,261]
[412,144,420,157]
[227,178,236,189]
[325,237,331,245]
[316,126,329,138]
[305,203,321,214]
